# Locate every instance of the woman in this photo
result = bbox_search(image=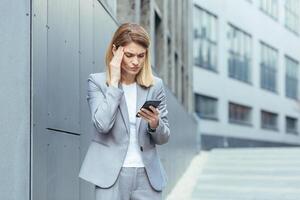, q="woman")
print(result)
[78,23,170,200]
